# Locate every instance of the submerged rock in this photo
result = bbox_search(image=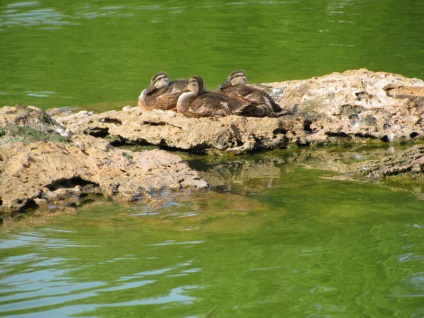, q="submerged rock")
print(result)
[356,145,424,179]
